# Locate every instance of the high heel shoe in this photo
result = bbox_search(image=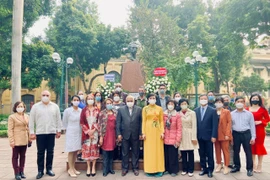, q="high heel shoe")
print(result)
[86,169,91,177]
[223,166,229,175]
[215,164,222,173]
[73,169,81,175]
[68,169,77,178]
